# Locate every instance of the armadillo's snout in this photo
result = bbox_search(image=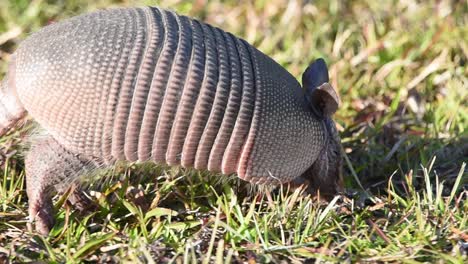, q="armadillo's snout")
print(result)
[299,119,343,198]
